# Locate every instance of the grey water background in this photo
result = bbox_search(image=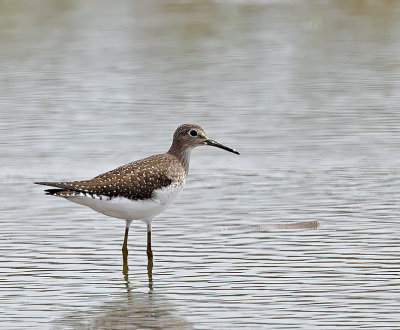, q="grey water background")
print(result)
[1,0,400,328]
